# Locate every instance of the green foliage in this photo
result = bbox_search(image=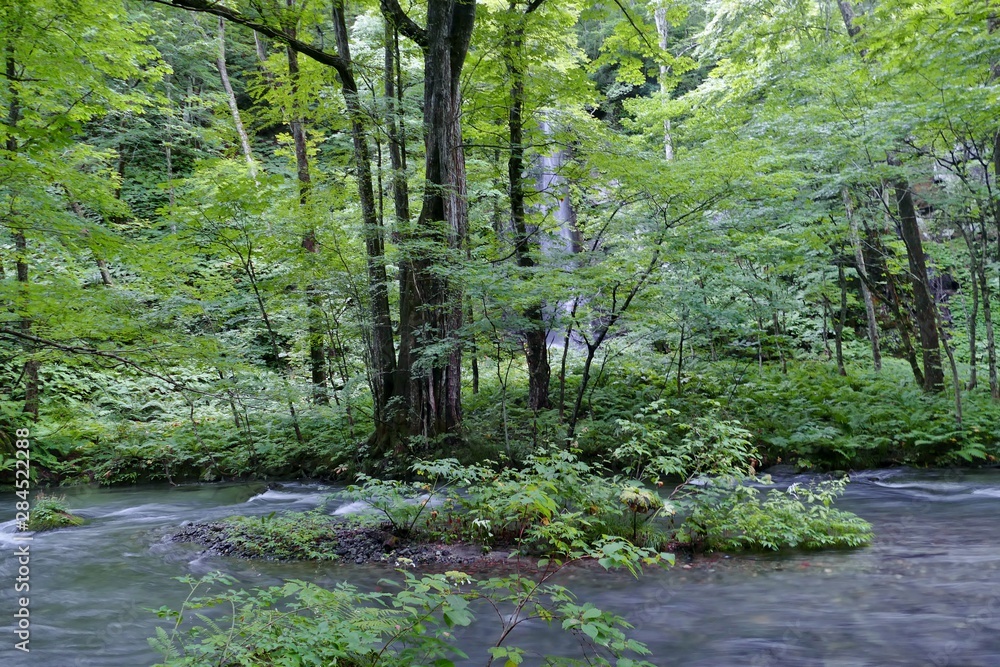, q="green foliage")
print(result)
[567,352,1000,471]
[614,400,758,484]
[677,477,873,551]
[151,537,667,667]
[730,362,1000,469]
[211,511,340,561]
[344,464,449,536]
[337,452,677,558]
[432,449,670,557]
[27,494,84,531]
[609,393,871,552]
